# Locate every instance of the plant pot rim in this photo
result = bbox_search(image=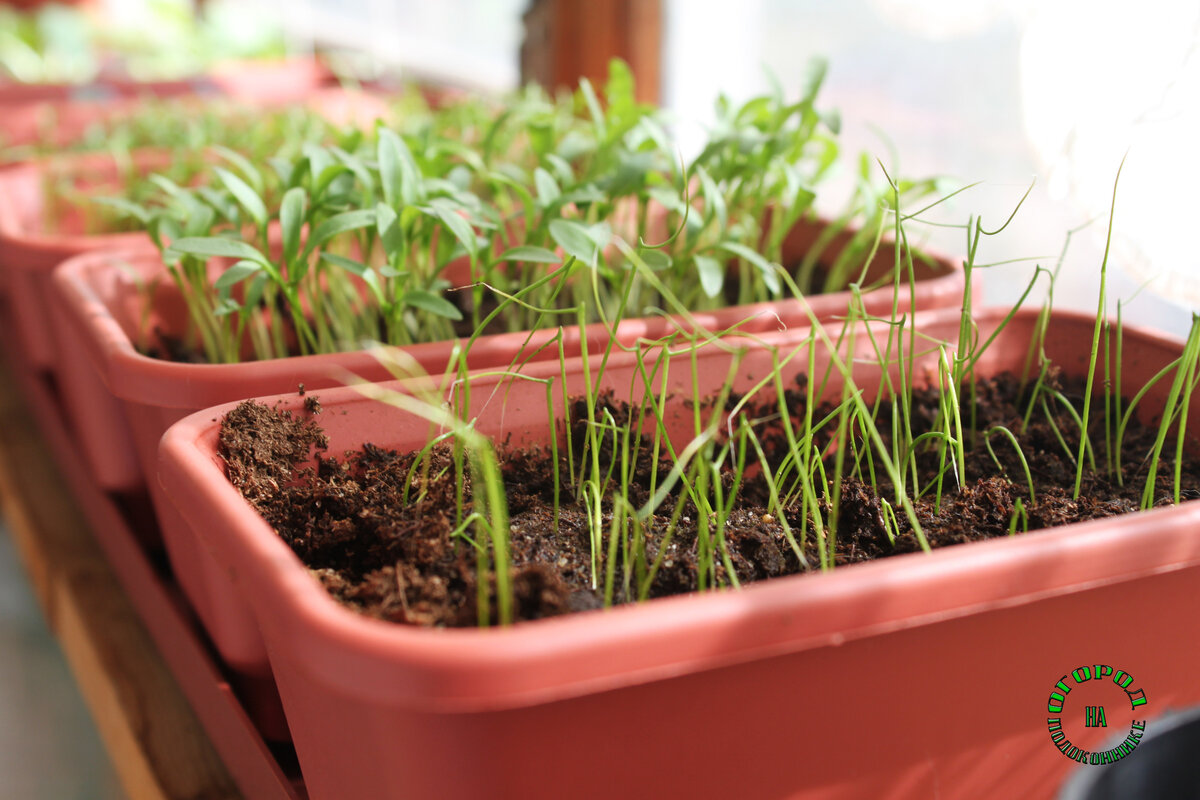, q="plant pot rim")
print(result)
[0,149,176,252]
[158,304,1200,711]
[53,246,672,407]
[0,56,333,105]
